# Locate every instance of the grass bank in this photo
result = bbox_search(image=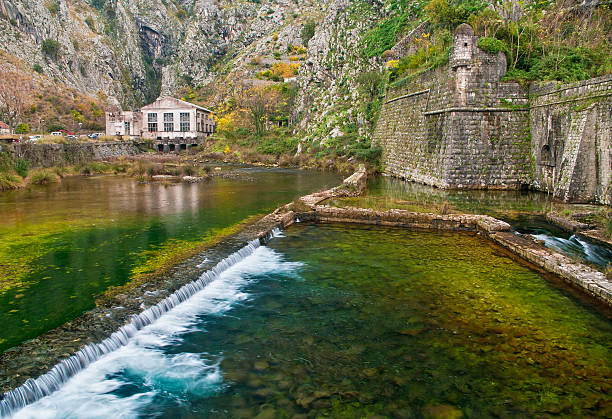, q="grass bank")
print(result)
[197,127,381,175]
[95,214,265,306]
